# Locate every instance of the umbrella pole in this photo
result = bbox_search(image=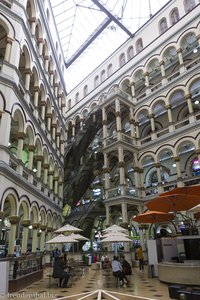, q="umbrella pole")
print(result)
[115,243,117,257]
